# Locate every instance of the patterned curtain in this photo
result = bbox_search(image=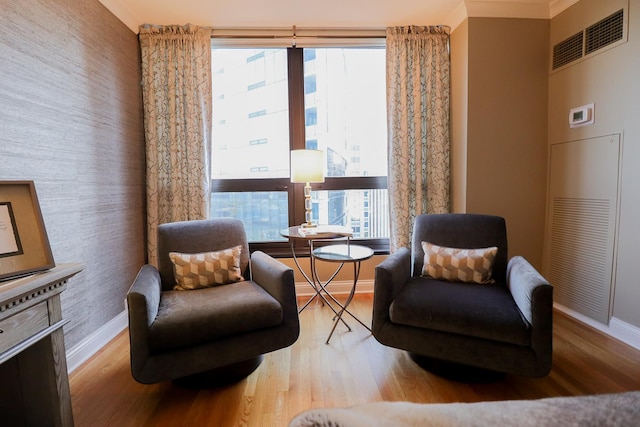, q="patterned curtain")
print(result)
[139,24,212,265]
[386,26,451,252]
